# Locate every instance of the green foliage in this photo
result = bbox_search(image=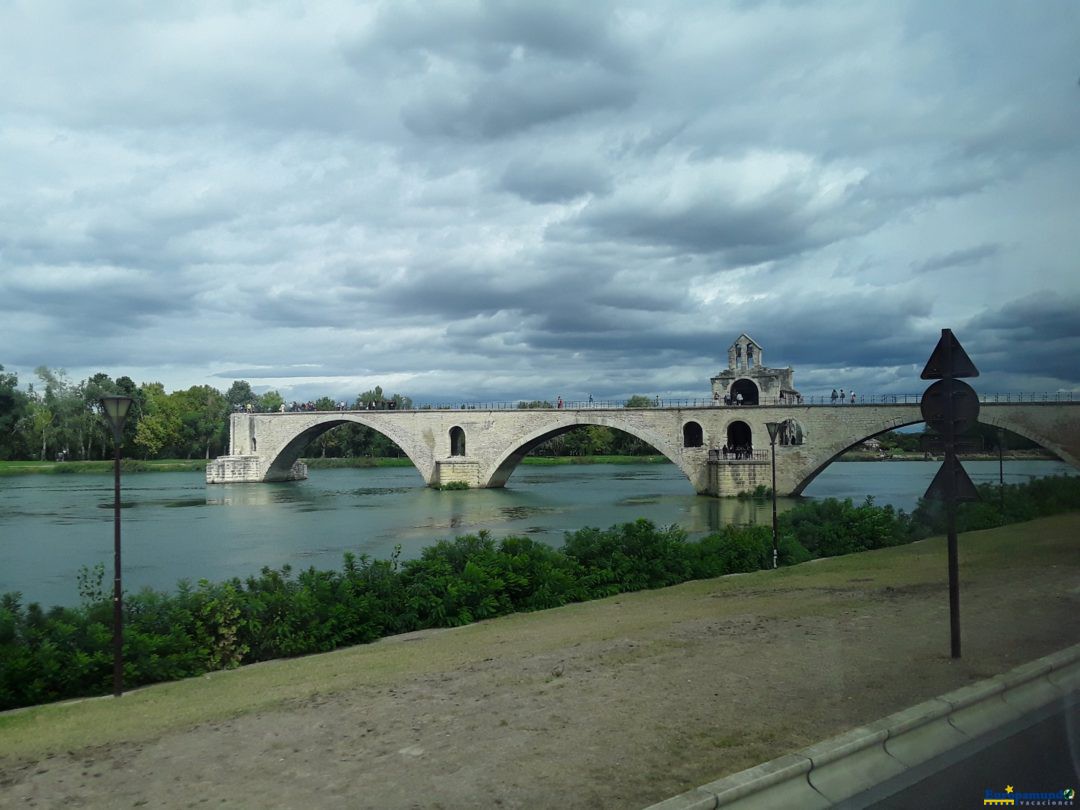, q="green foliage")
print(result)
[737,484,773,500]
[779,495,910,557]
[438,481,470,490]
[2,474,1077,711]
[562,519,693,594]
[909,475,1080,537]
[624,395,654,409]
[517,400,553,409]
